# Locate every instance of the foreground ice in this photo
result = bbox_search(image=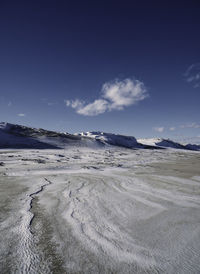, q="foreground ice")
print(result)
[0,147,200,273]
